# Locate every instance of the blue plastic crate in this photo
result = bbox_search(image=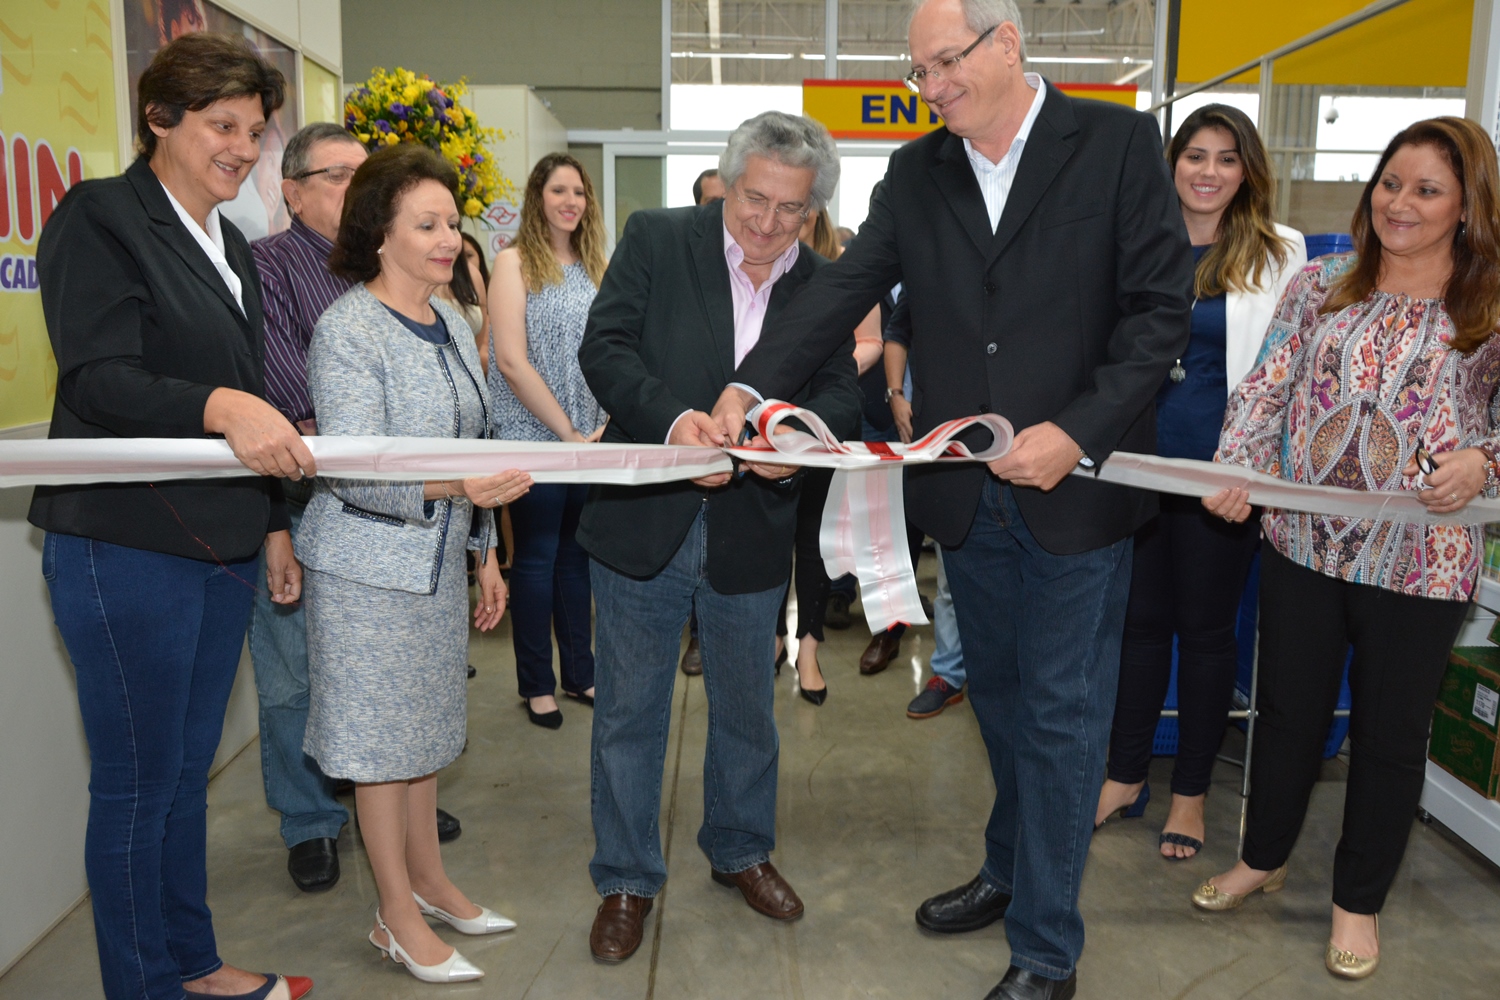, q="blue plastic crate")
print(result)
[1151,548,1350,759]
[1304,233,1354,260]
